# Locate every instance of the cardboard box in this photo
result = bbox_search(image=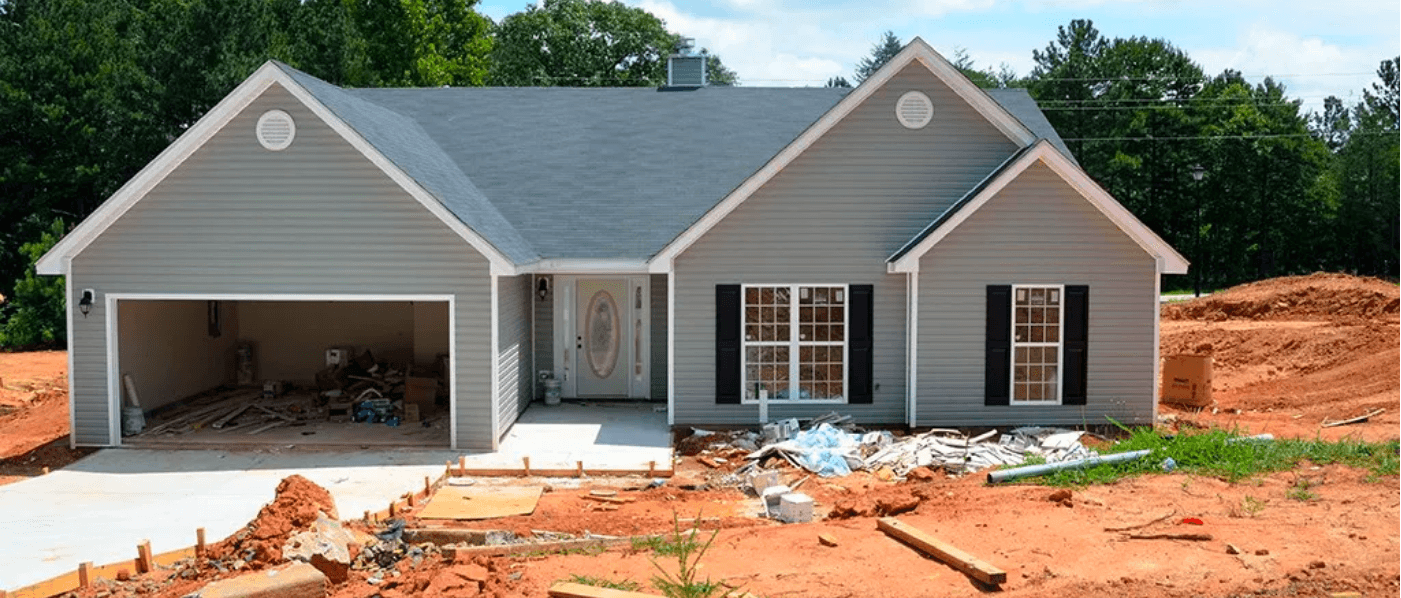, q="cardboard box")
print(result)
[1161,354,1213,407]
[404,376,438,417]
